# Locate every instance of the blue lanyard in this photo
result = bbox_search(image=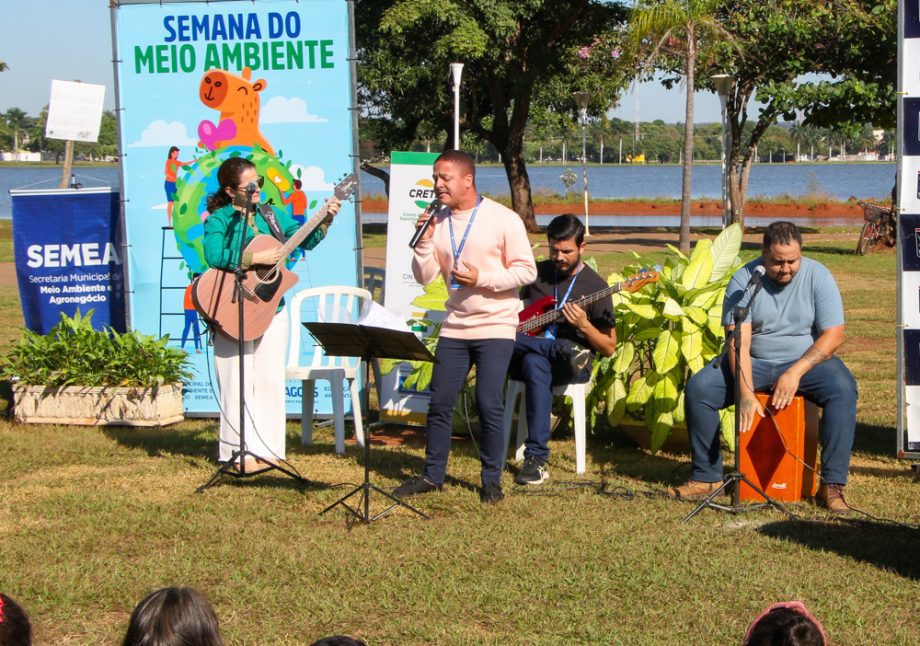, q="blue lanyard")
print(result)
[554,263,582,309]
[546,264,582,338]
[448,196,482,270]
